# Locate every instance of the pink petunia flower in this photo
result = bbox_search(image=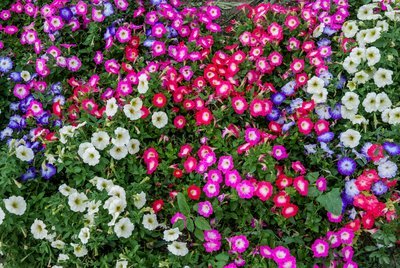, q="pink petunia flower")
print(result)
[311,239,330,258]
[198,201,213,218]
[236,180,255,199]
